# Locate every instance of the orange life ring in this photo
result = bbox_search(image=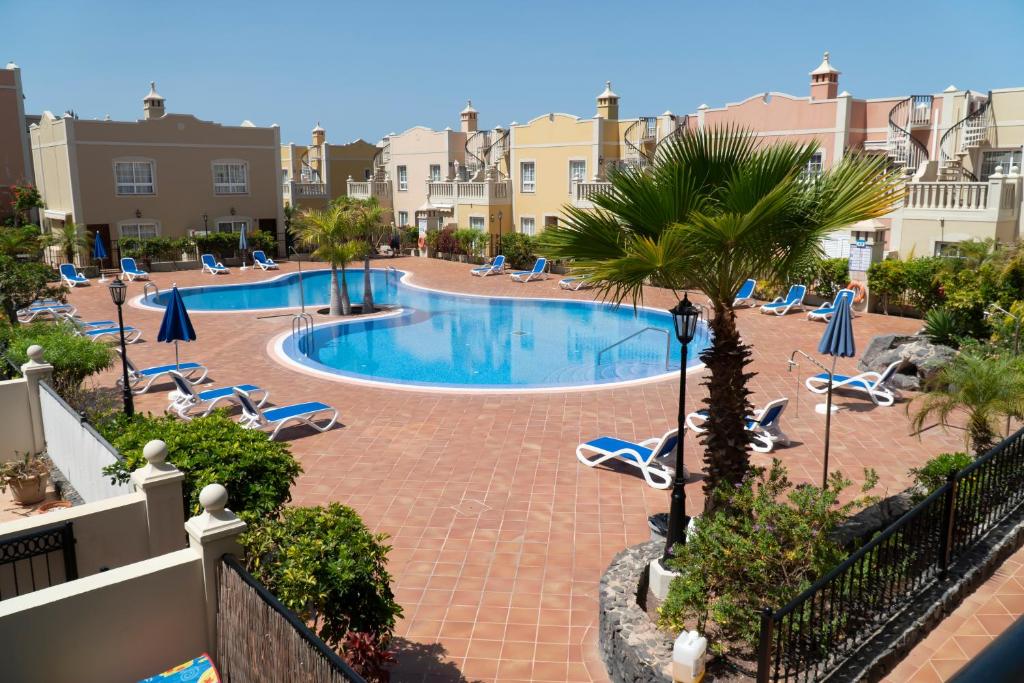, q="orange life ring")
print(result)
[417,236,425,250]
[847,280,867,304]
